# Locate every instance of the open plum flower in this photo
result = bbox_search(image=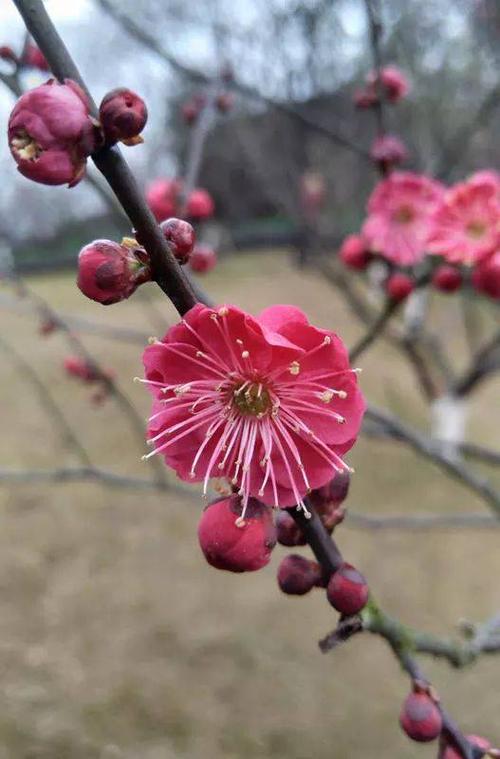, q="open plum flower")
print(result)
[142,304,365,513]
[362,171,444,265]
